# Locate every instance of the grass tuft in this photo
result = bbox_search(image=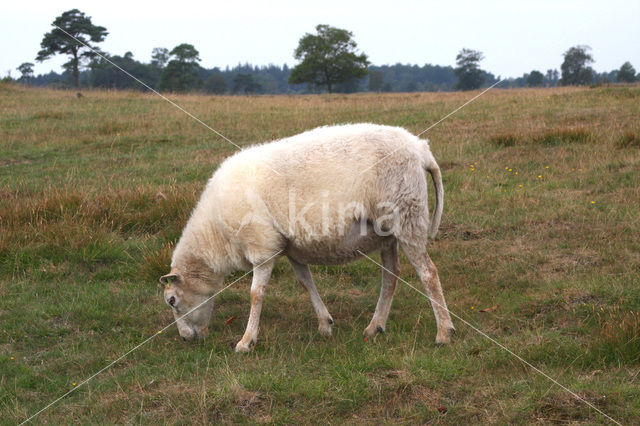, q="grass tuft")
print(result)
[2,84,639,423]
[141,242,175,282]
[531,128,593,146]
[489,128,594,147]
[489,133,518,147]
[31,111,71,120]
[616,131,640,148]
[589,309,640,365]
